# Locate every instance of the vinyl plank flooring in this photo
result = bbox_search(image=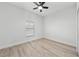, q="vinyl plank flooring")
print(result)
[0,38,78,57]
